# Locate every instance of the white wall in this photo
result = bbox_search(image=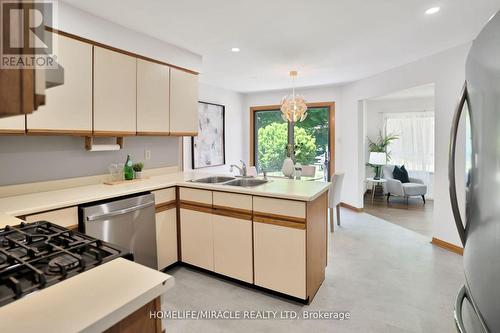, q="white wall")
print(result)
[55,2,202,72]
[245,43,470,246]
[342,43,469,247]
[183,83,246,174]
